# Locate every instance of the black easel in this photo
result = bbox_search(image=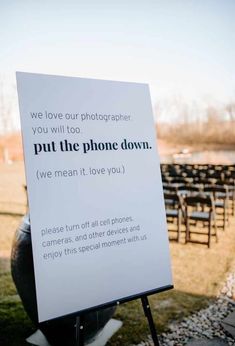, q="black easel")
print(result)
[75,295,160,346]
[75,315,84,346]
[141,295,160,346]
